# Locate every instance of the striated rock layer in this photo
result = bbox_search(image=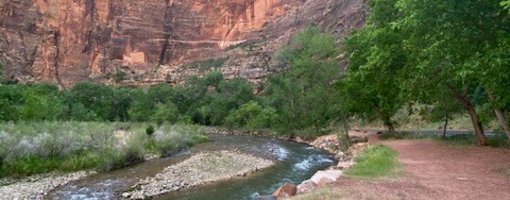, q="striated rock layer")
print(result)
[0,0,365,87]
